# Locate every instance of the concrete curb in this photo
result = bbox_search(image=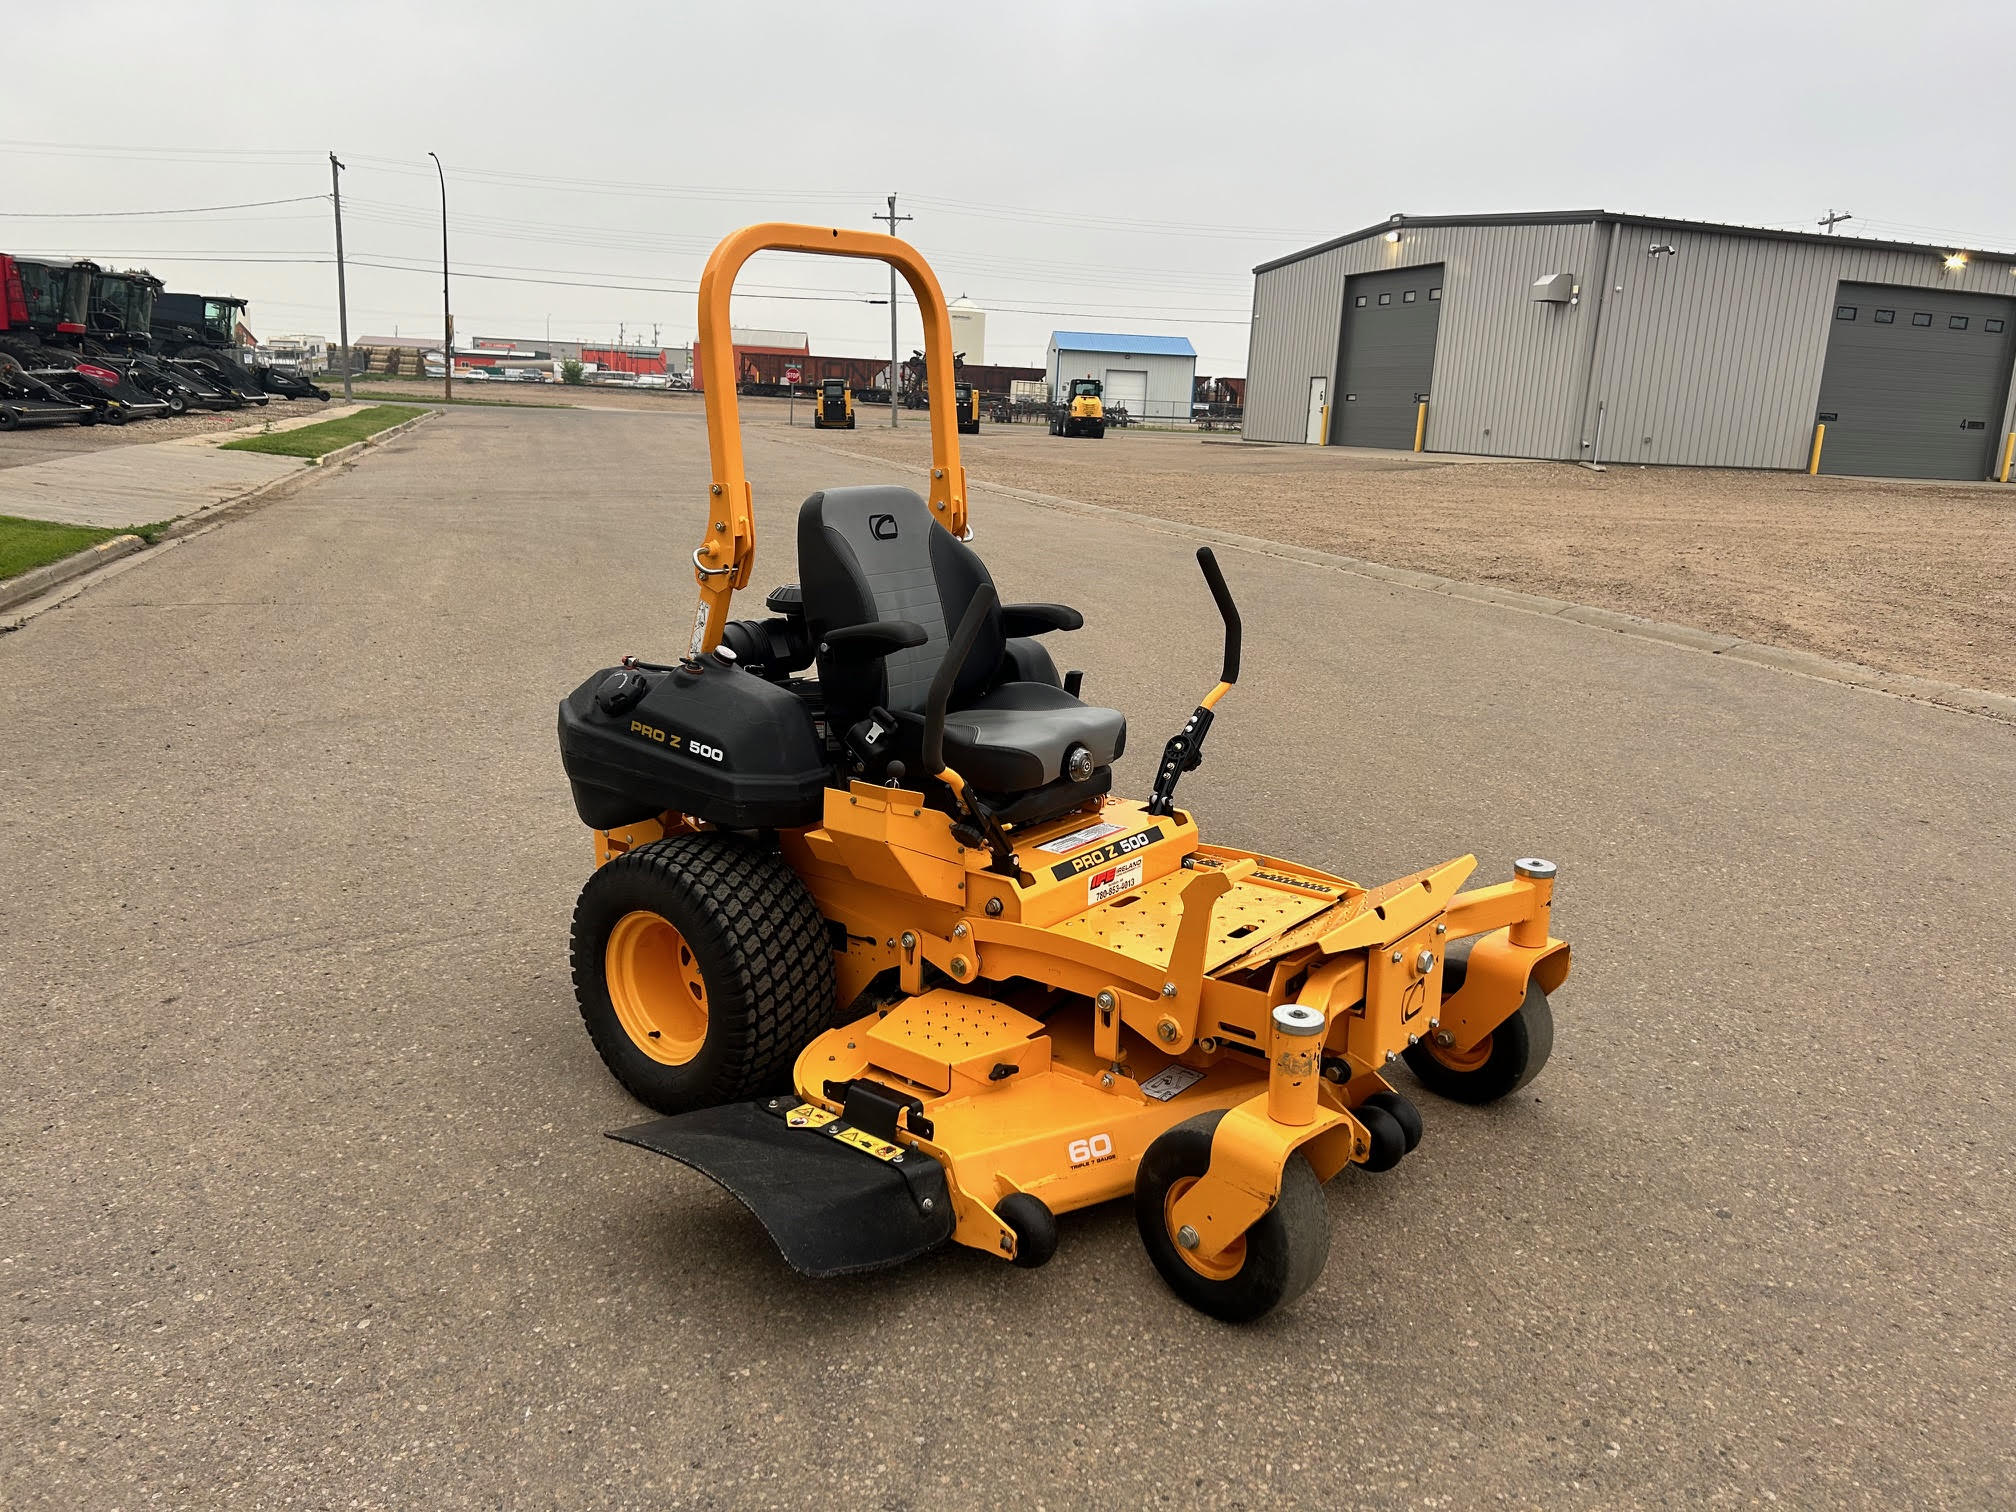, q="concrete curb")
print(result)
[1,409,438,630]
[774,429,2016,727]
[0,532,149,613]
